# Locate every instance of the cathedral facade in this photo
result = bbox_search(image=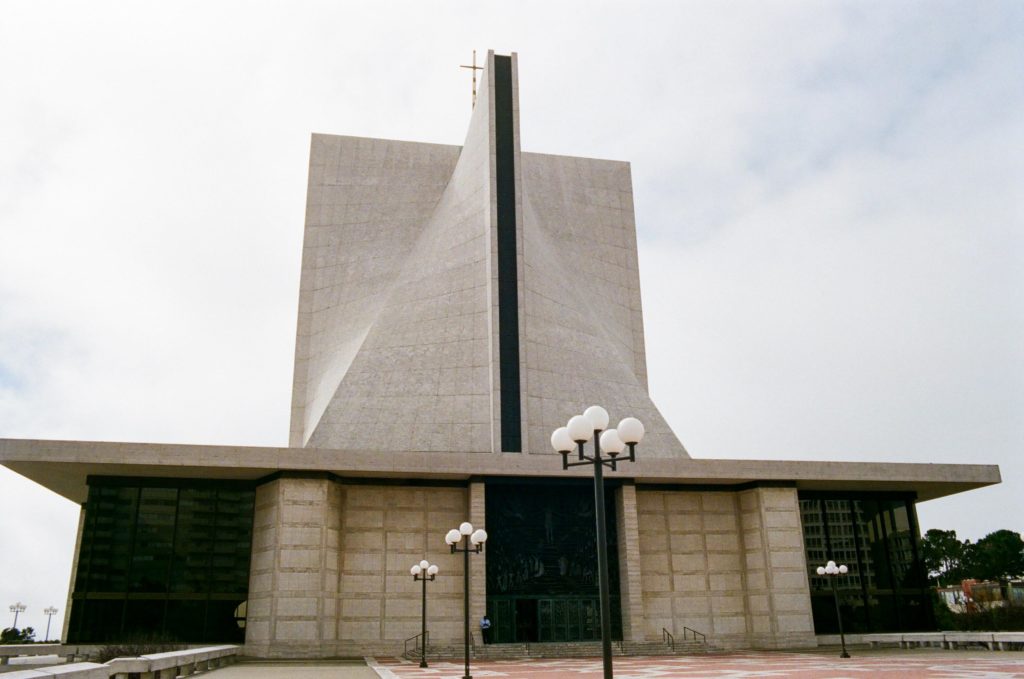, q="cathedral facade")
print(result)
[0,51,999,657]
